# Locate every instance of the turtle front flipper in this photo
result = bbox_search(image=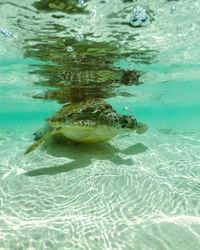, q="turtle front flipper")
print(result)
[24,127,62,155]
